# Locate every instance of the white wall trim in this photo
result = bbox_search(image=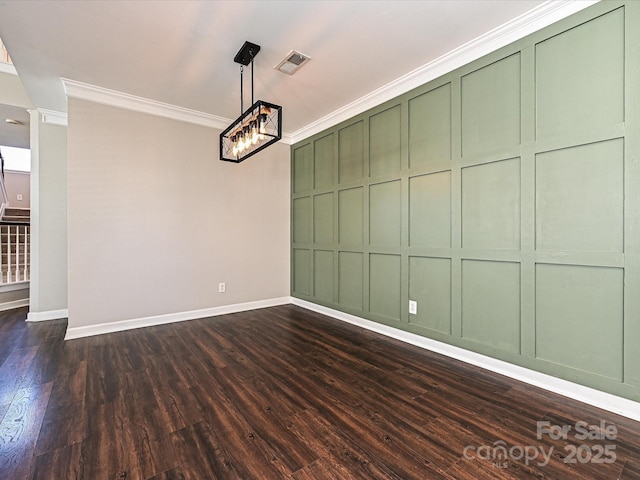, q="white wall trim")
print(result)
[291,298,640,422]
[0,281,30,293]
[288,0,599,144]
[61,78,231,130]
[0,298,29,312]
[64,297,291,340]
[27,308,68,322]
[38,108,68,126]
[0,62,17,75]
